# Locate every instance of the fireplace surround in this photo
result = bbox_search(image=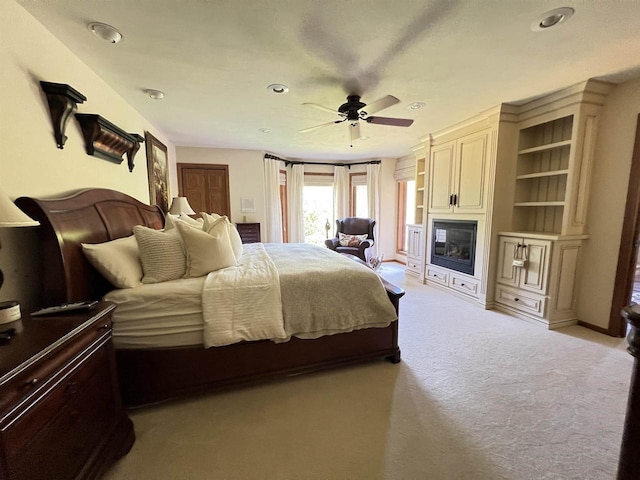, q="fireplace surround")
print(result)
[431,219,477,275]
